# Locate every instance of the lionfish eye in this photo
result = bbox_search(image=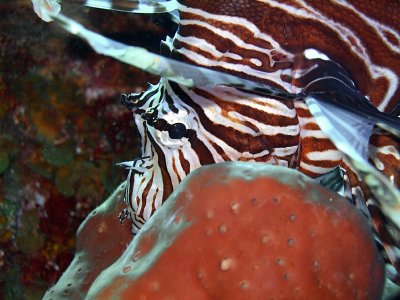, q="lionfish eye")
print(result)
[168,123,187,139]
